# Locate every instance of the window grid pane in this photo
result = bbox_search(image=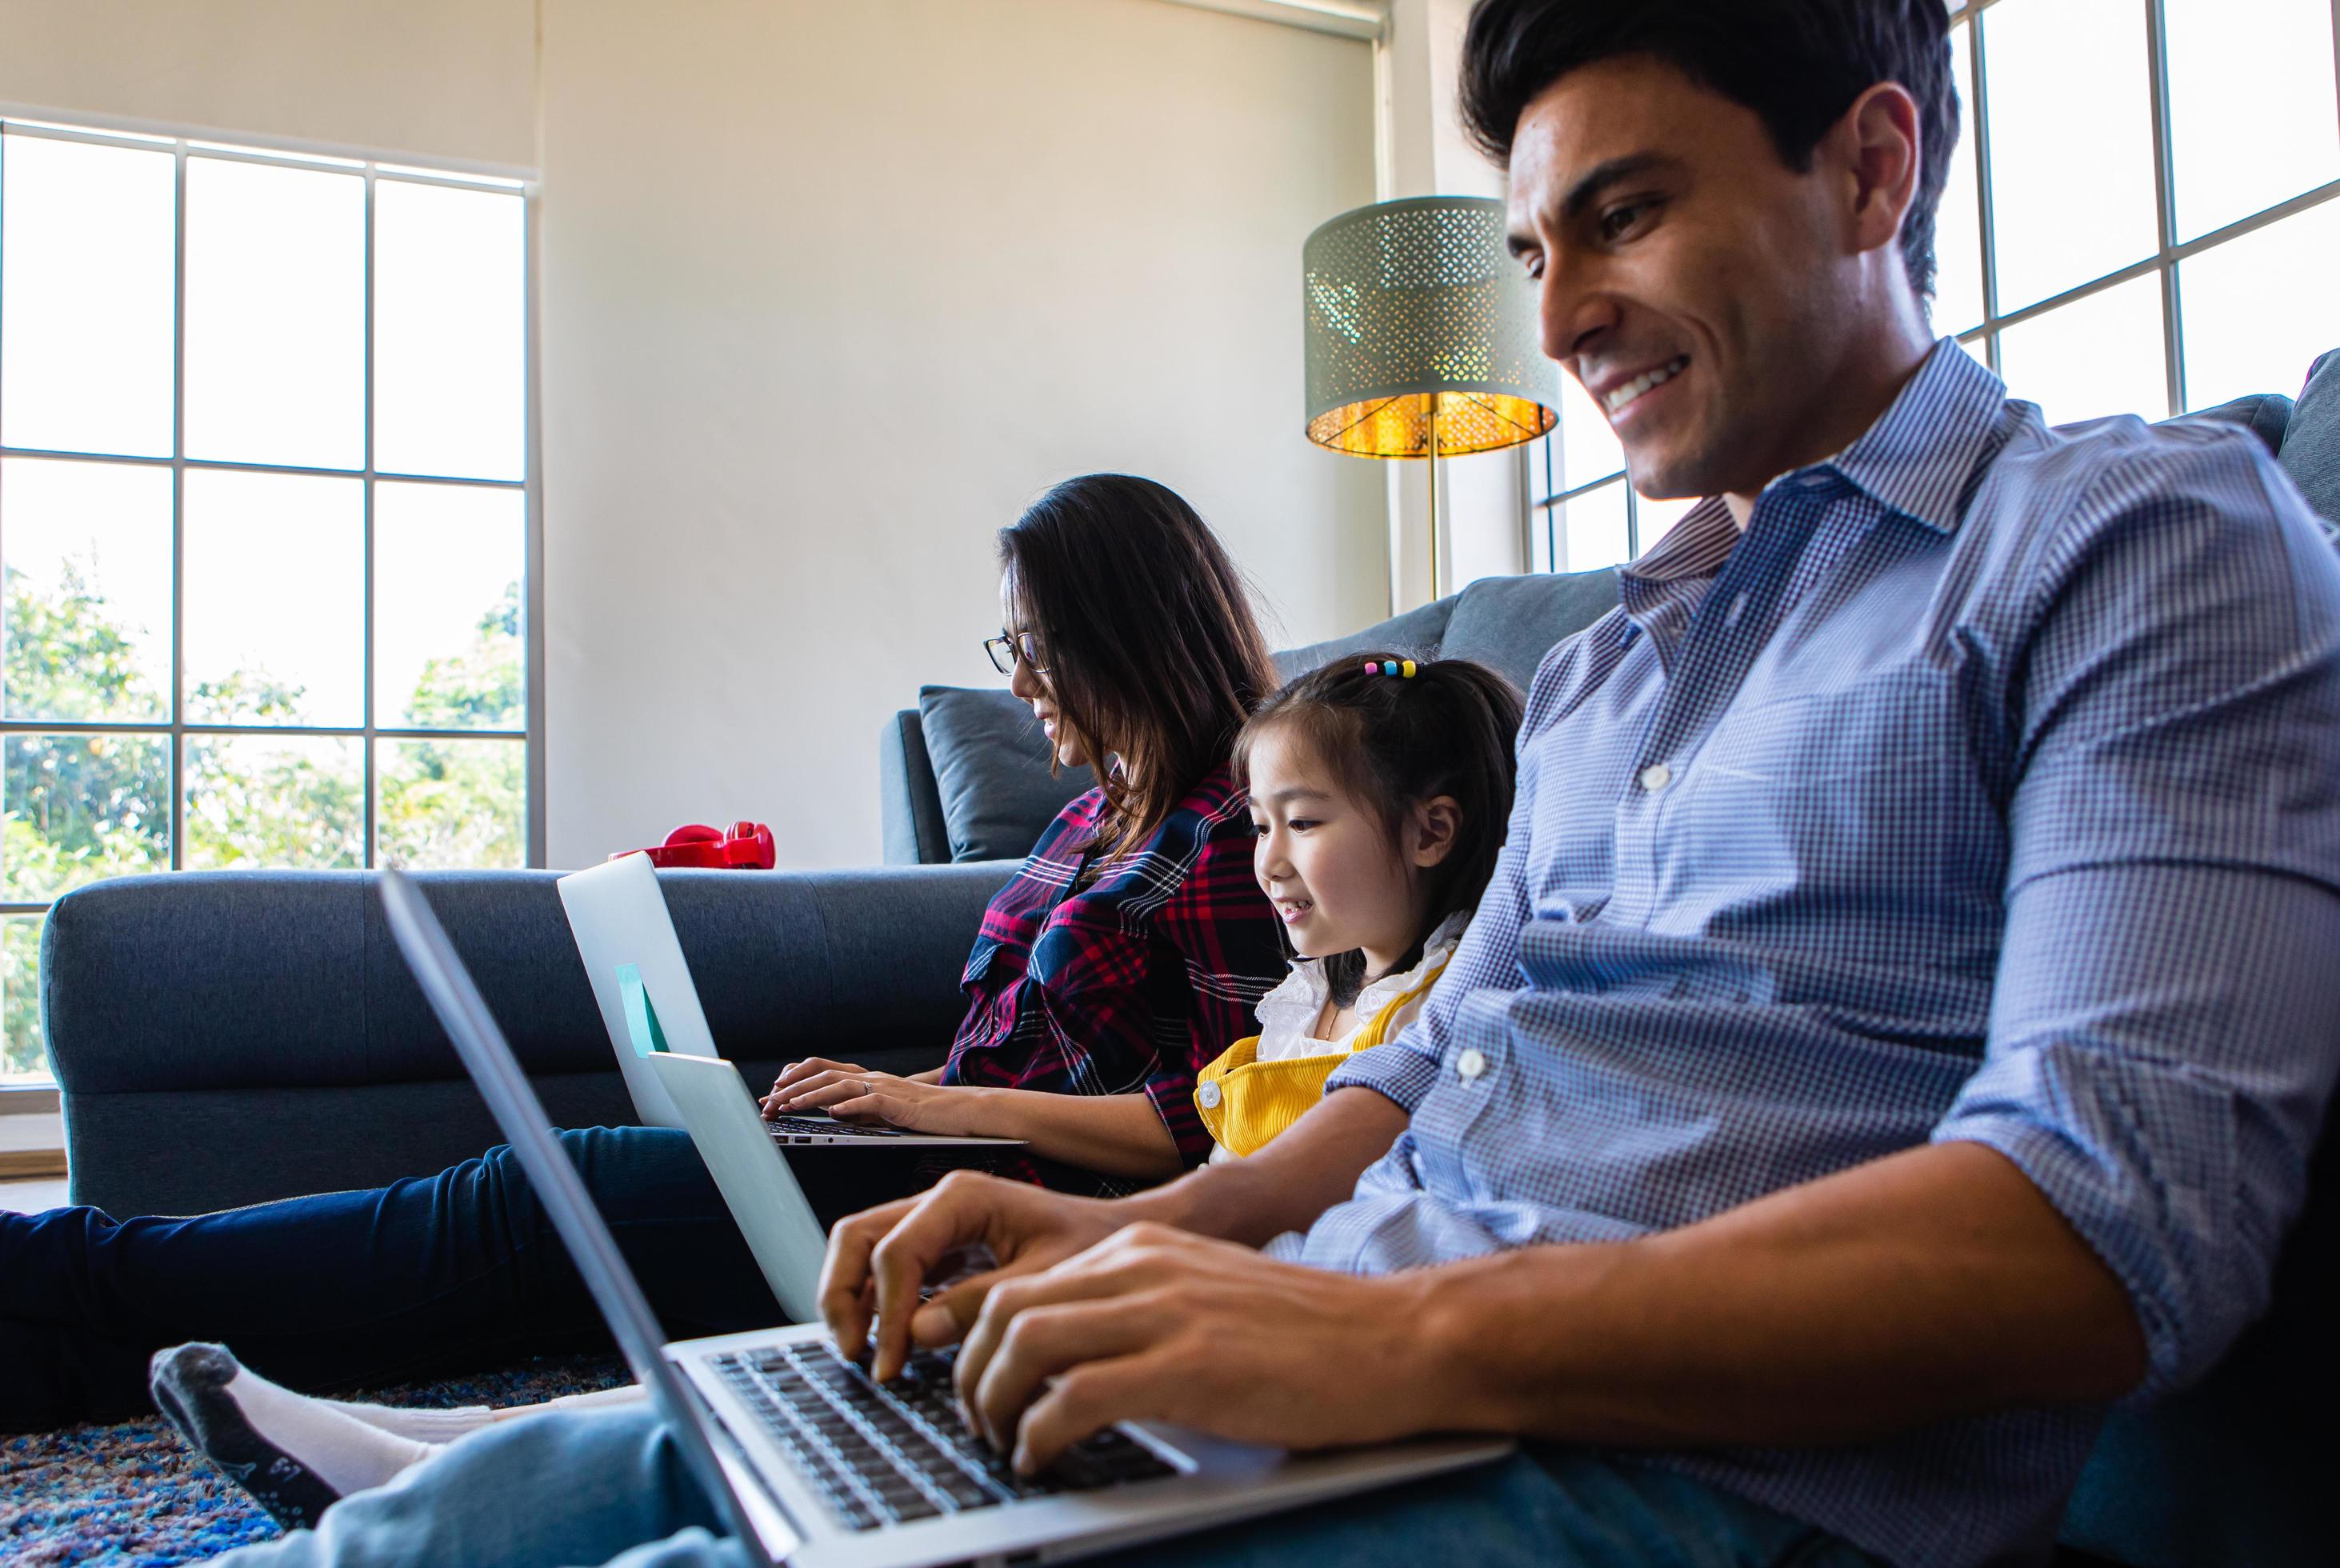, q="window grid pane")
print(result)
[1982,0,2160,314]
[4,913,49,1081]
[0,117,537,1078]
[2178,201,2340,410]
[1932,19,1987,336]
[1994,273,2170,426]
[2164,0,2340,242]
[184,733,363,870]
[182,156,366,469]
[0,132,177,458]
